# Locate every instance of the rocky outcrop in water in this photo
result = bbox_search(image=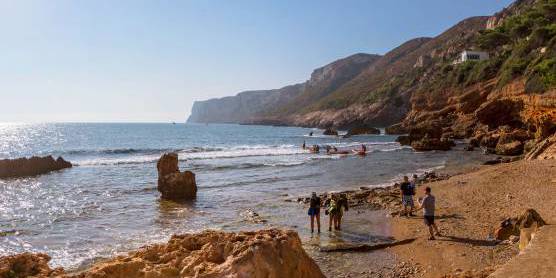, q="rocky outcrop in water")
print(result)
[345,126,380,137]
[0,156,72,178]
[322,128,338,136]
[157,153,197,201]
[411,136,454,151]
